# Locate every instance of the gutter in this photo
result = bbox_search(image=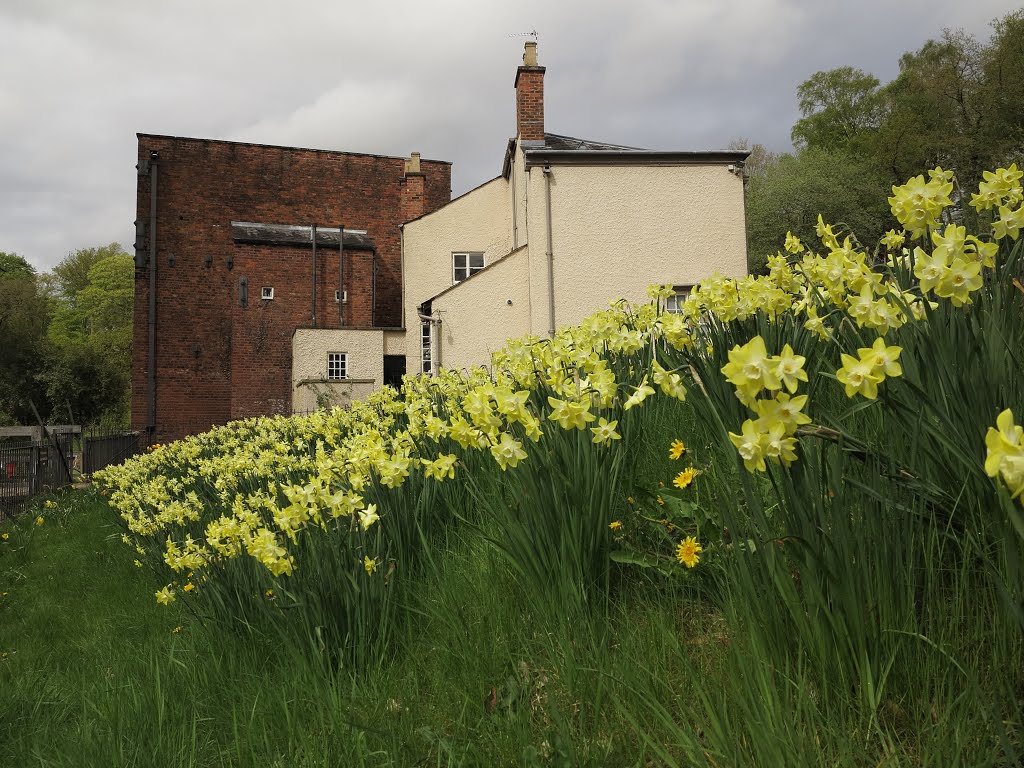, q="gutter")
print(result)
[523,148,751,169]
